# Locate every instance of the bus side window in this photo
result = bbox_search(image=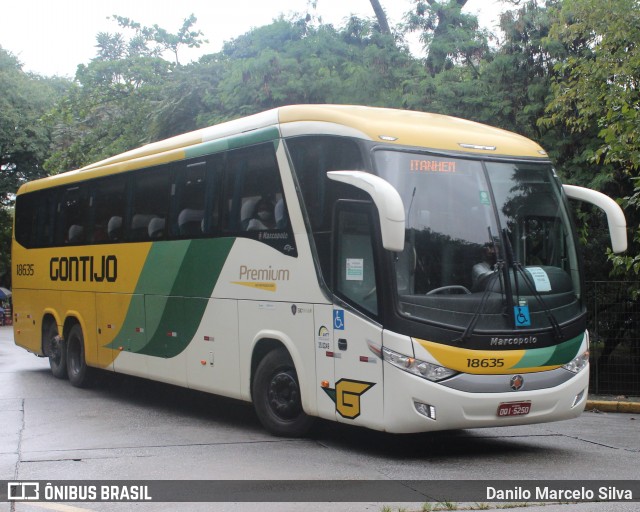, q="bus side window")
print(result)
[91,175,126,243]
[129,167,170,241]
[223,143,288,235]
[334,203,379,316]
[172,160,206,238]
[15,190,56,248]
[287,136,366,283]
[57,185,89,245]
